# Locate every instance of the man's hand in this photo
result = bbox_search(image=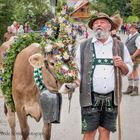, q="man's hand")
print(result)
[113,56,124,68]
[131,55,135,61]
[113,56,128,75]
